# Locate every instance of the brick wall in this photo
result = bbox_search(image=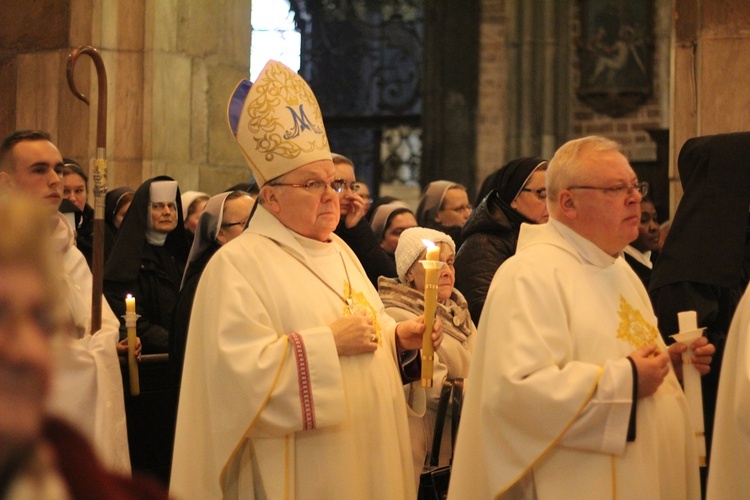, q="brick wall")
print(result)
[476,0,671,167]
[568,1,670,162]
